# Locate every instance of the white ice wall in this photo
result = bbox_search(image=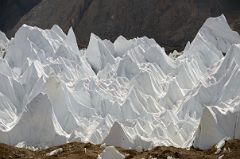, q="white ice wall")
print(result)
[0,15,239,150]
